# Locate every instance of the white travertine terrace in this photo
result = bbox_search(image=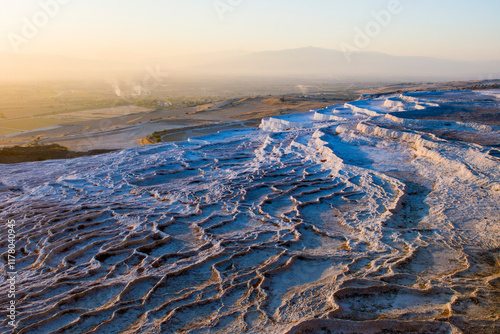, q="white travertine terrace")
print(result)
[1,90,499,333]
